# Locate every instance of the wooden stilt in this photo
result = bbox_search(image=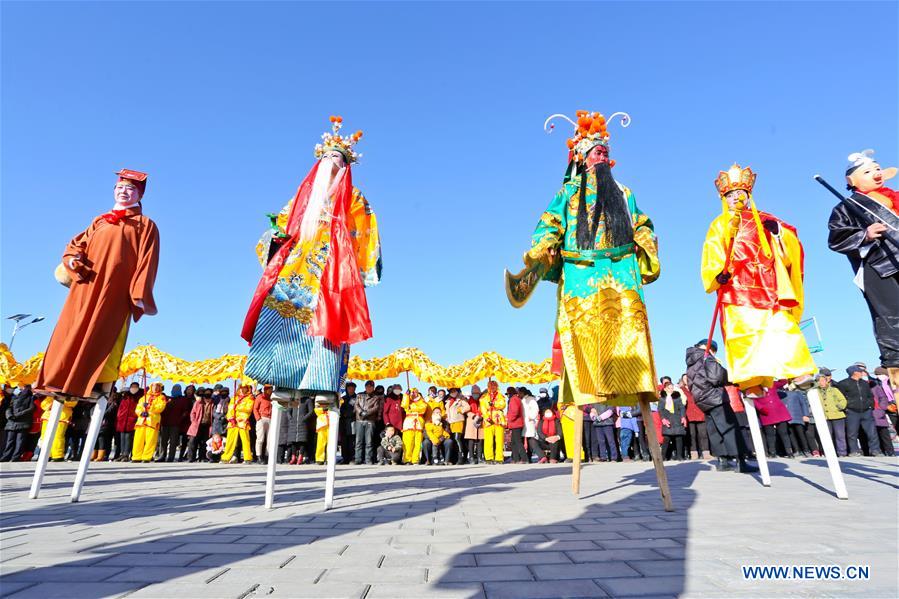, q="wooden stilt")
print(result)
[571,407,583,495]
[29,399,63,499]
[638,395,673,512]
[807,389,849,499]
[324,402,339,510]
[742,397,771,487]
[71,397,107,503]
[264,403,284,509]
